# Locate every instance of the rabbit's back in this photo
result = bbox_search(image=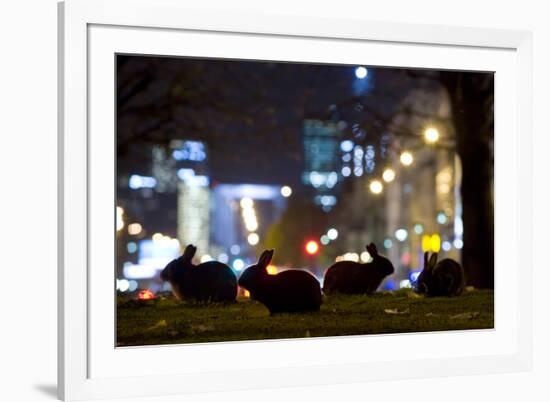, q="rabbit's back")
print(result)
[184,261,237,302]
[429,259,465,297]
[258,270,322,314]
[323,261,382,294]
